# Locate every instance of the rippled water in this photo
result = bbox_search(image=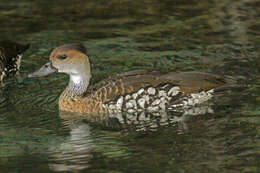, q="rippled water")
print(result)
[0,0,260,172]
